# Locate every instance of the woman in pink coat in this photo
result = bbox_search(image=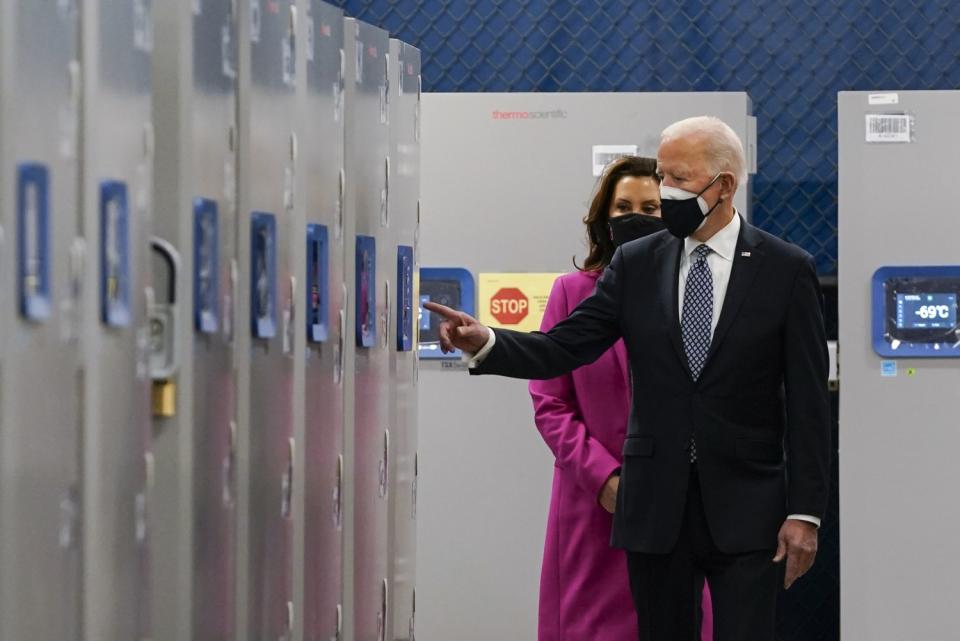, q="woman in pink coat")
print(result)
[530,156,713,641]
